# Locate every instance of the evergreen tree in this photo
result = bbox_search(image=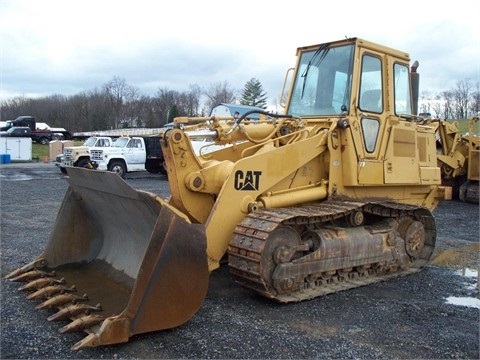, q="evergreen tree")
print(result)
[167,104,179,123]
[240,78,268,109]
